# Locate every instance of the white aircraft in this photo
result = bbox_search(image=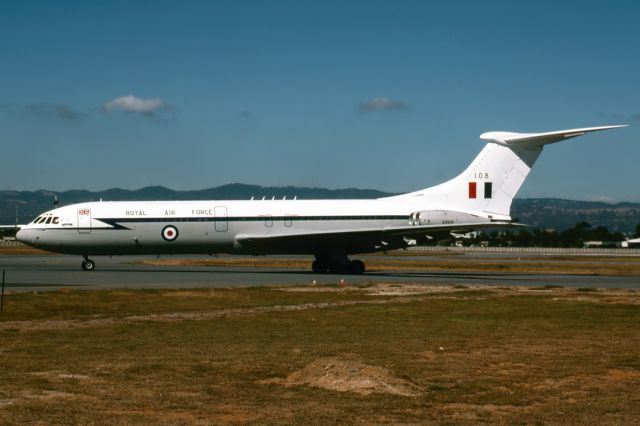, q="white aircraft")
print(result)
[17,125,625,273]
